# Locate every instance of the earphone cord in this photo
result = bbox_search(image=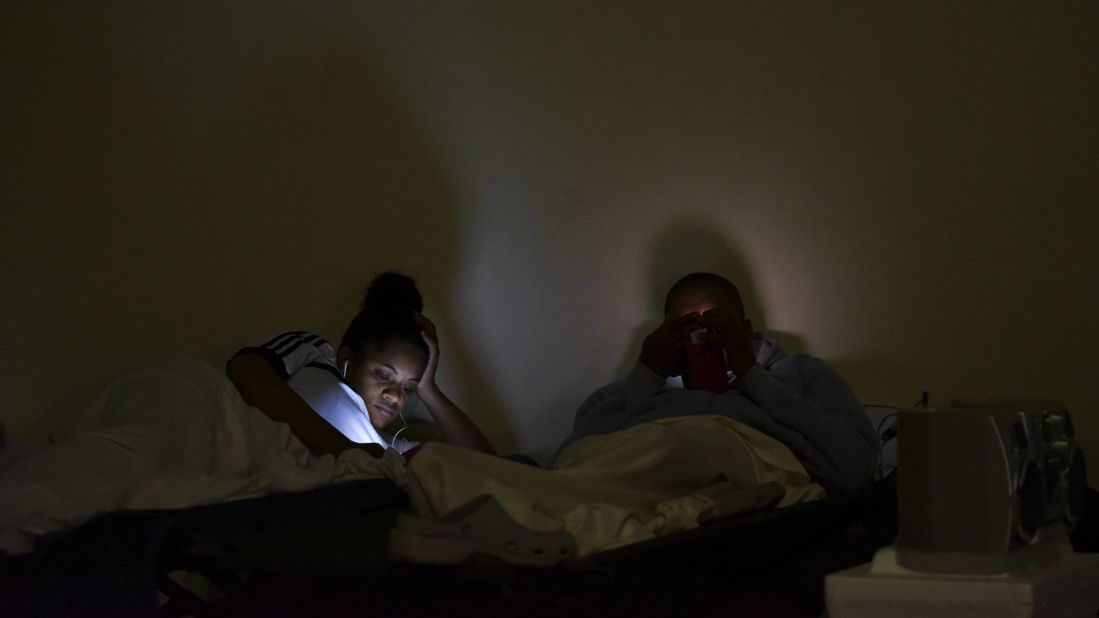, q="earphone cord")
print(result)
[391,412,409,442]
